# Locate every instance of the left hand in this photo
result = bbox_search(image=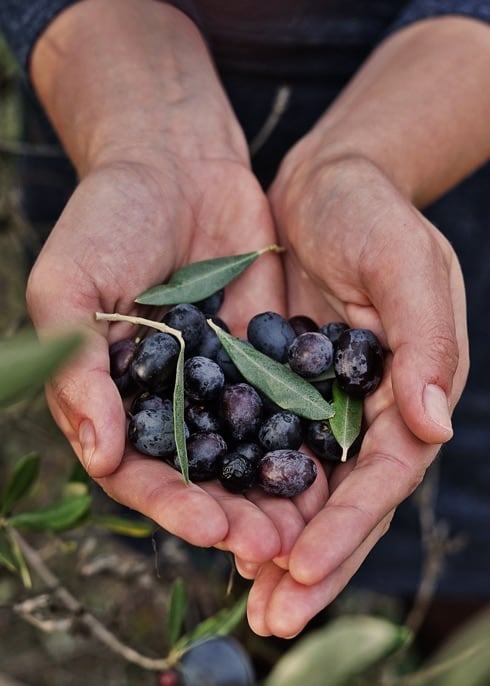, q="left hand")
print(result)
[239,149,469,638]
